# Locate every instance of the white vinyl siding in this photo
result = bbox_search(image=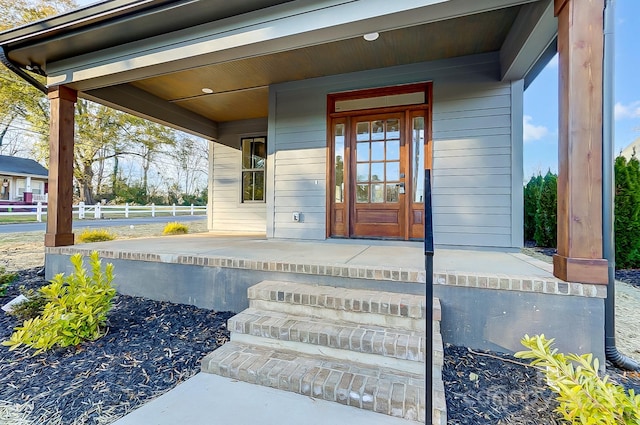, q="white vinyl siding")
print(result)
[209,118,267,233]
[268,52,523,248]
